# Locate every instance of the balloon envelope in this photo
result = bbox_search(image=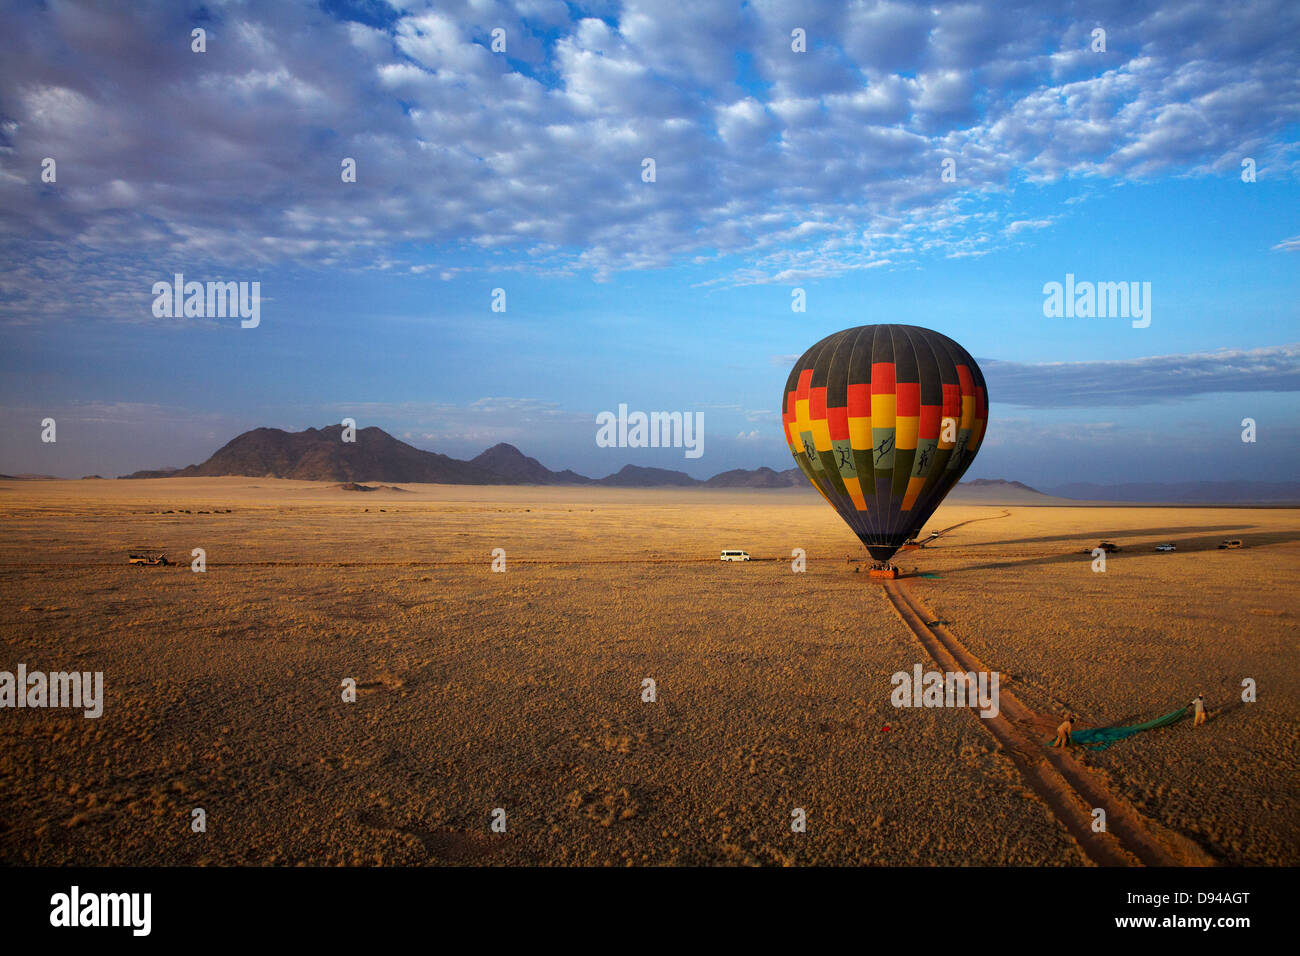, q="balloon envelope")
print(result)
[781,325,988,562]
